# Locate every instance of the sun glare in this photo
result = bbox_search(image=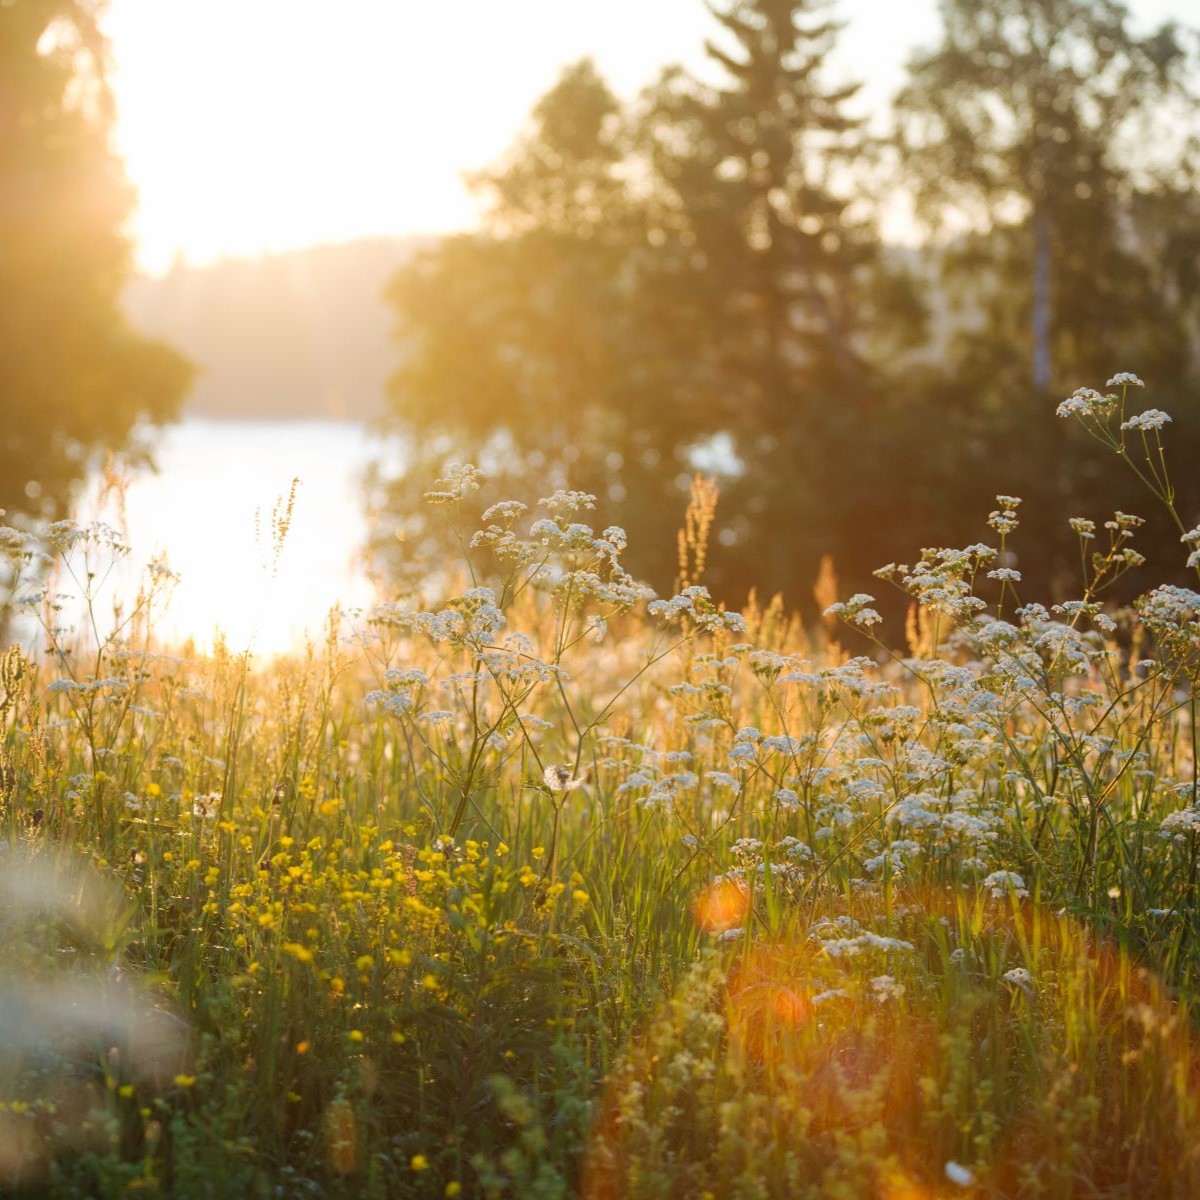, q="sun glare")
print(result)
[76,422,381,657]
[102,0,717,273]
